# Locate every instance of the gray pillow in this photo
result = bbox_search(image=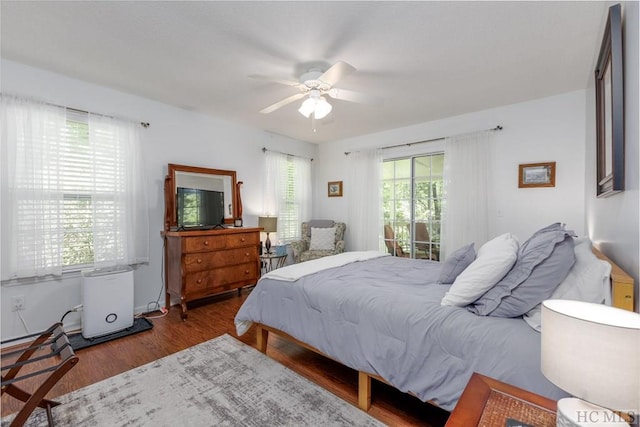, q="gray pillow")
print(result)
[488,234,575,317]
[438,243,476,284]
[469,223,575,316]
[306,220,334,237]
